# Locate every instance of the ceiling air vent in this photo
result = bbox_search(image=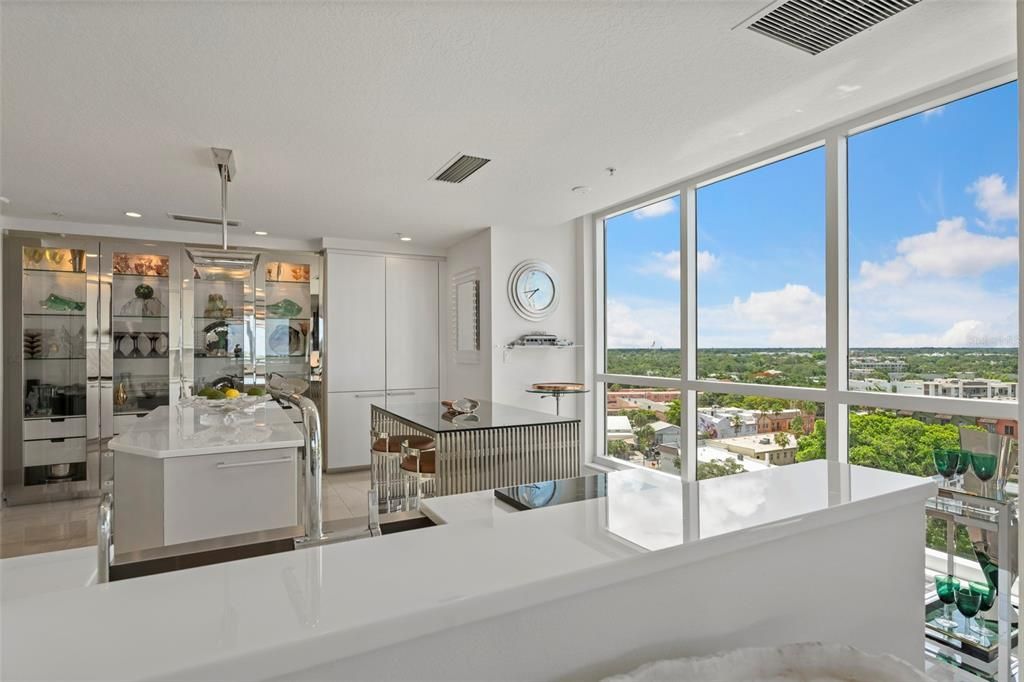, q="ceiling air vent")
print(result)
[432,154,491,184]
[167,213,242,227]
[741,0,922,55]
